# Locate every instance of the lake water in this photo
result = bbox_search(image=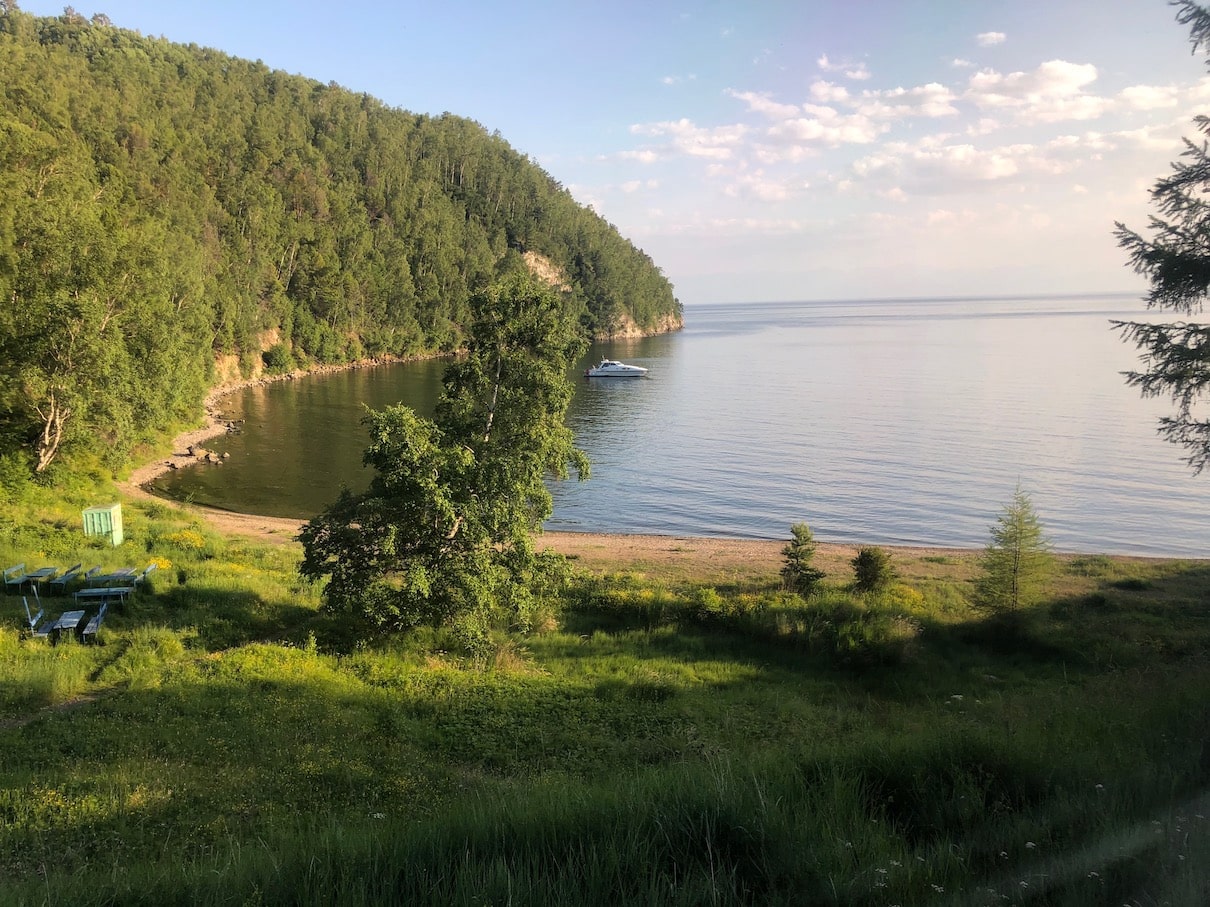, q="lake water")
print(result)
[150,295,1210,557]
